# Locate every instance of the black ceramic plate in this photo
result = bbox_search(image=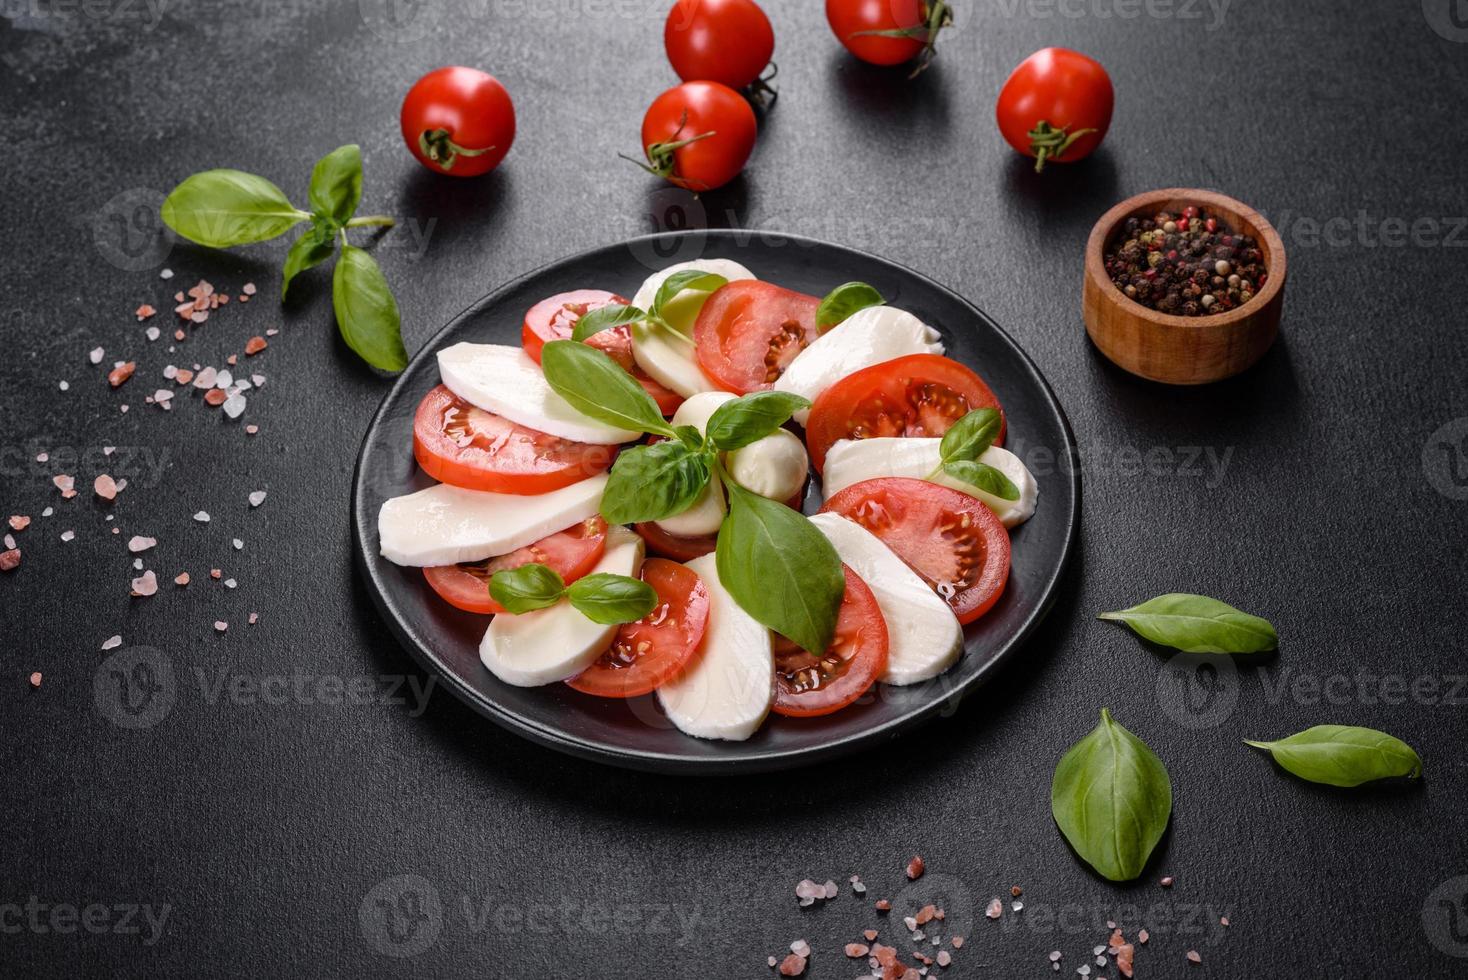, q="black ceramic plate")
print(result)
[351,230,1079,773]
